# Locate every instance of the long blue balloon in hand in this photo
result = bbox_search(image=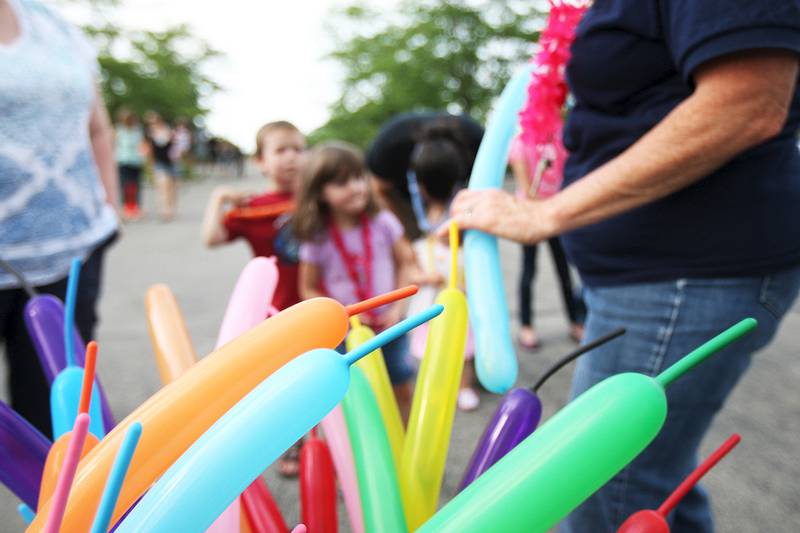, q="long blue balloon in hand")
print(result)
[465,64,534,393]
[116,304,444,533]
